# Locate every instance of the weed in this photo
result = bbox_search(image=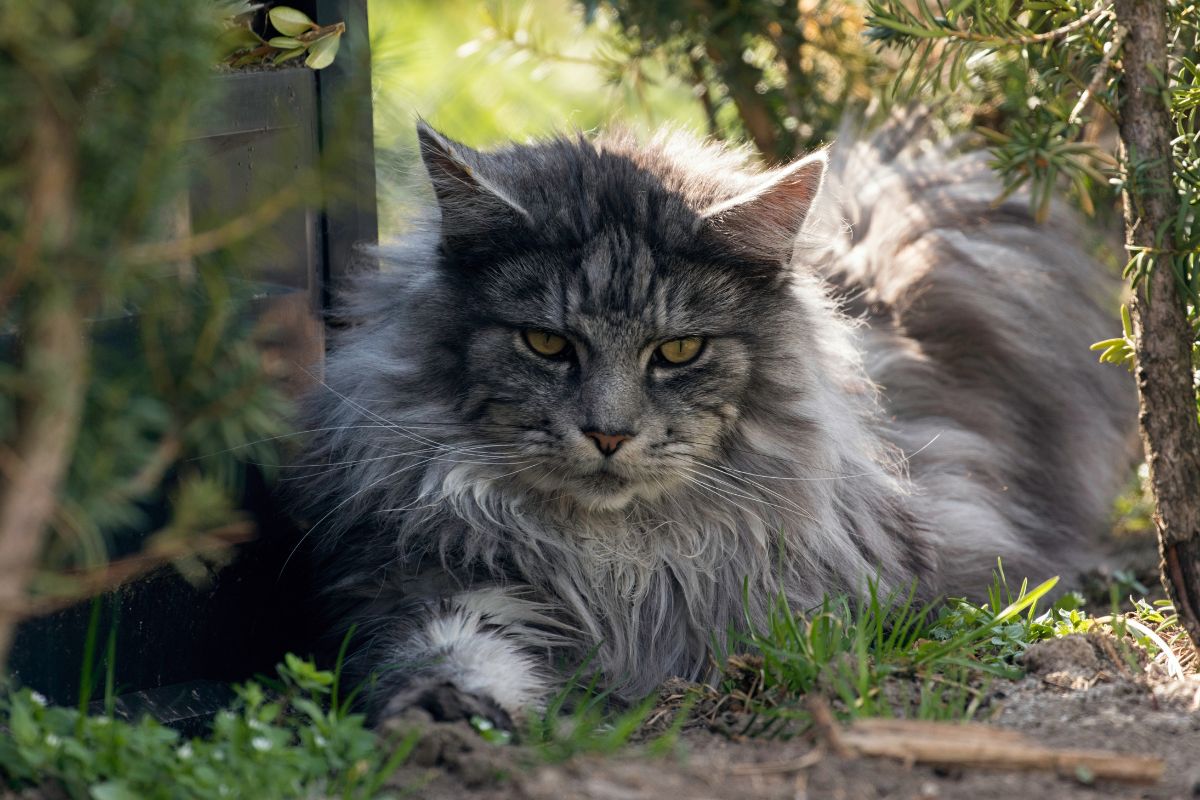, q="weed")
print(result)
[513,656,687,763]
[718,562,1186,734]
[0,654,417,799]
